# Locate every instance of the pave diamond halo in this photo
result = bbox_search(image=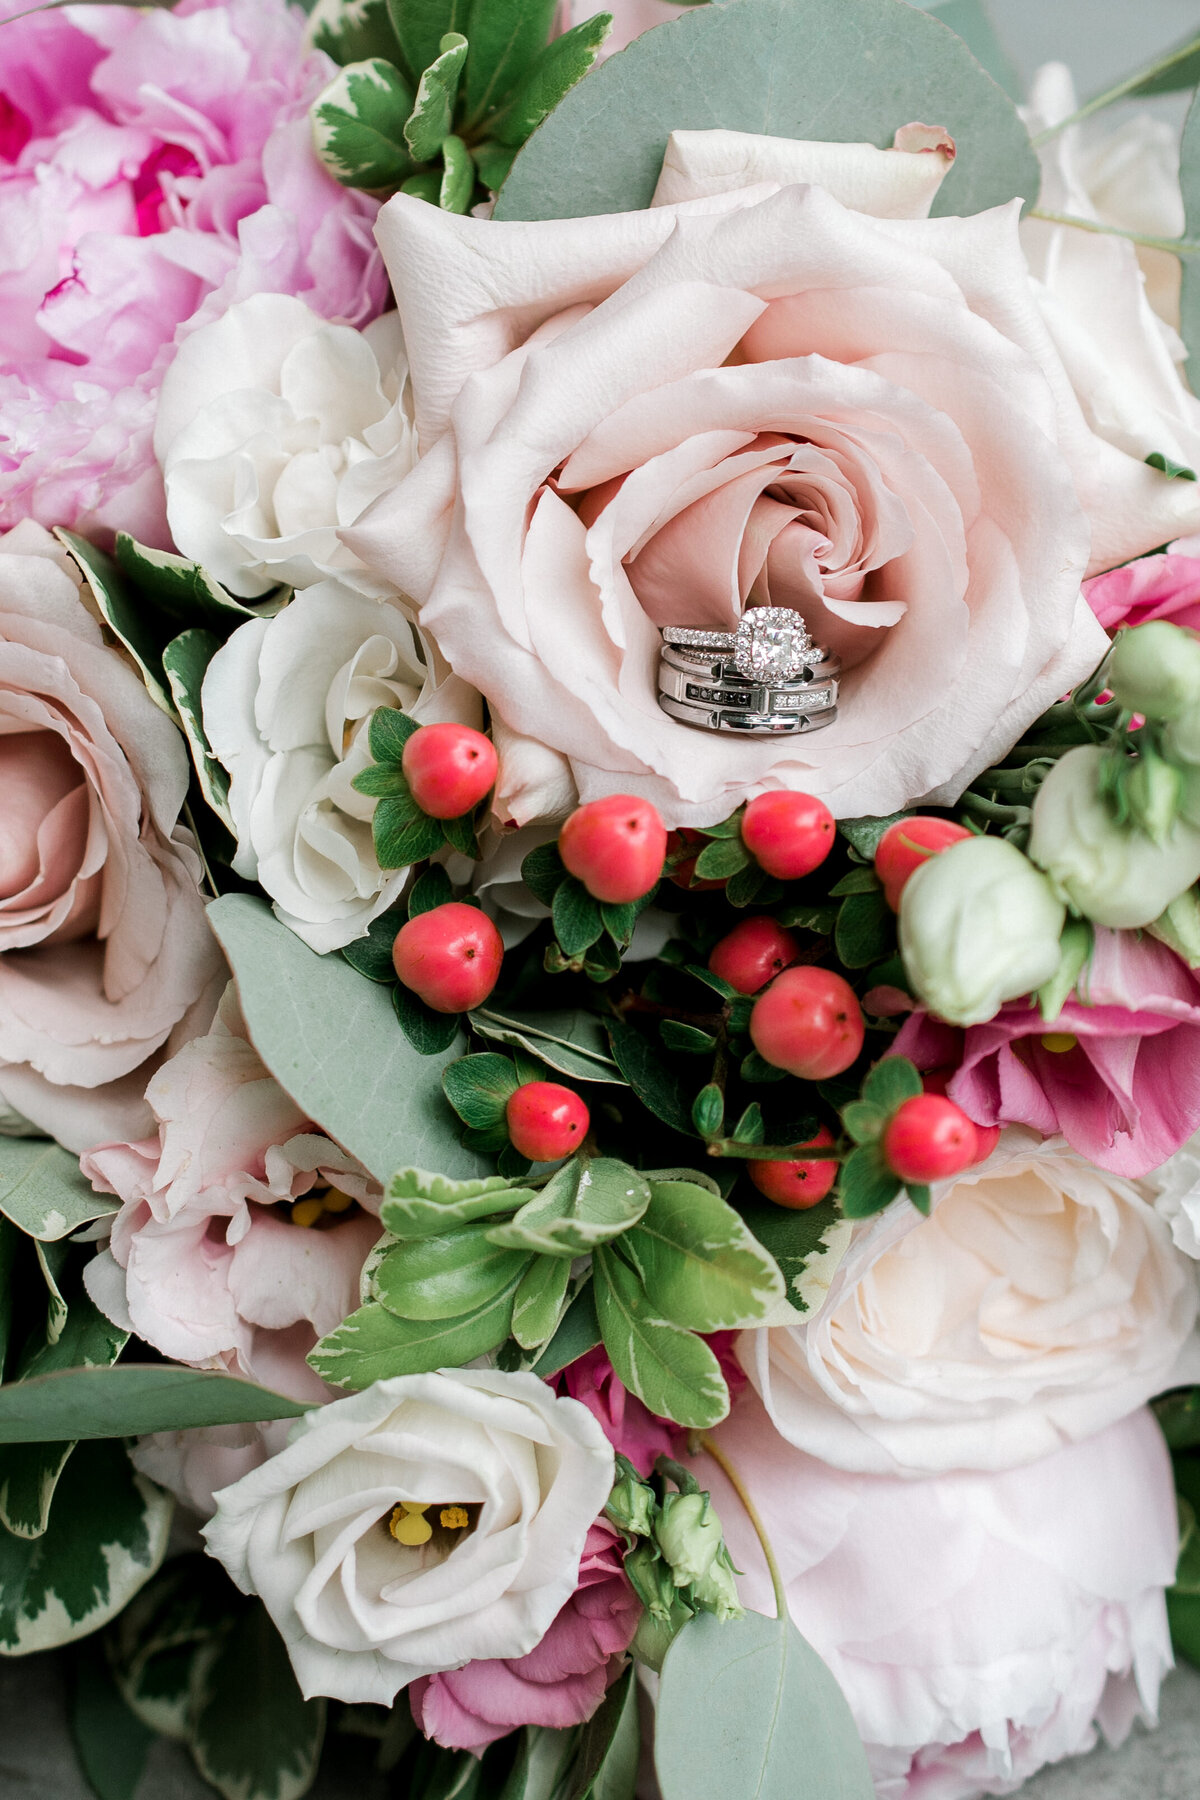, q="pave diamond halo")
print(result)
[733,607,824,682]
